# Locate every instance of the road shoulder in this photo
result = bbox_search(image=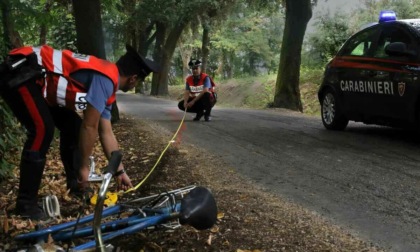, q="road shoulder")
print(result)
[118,115,384,251]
